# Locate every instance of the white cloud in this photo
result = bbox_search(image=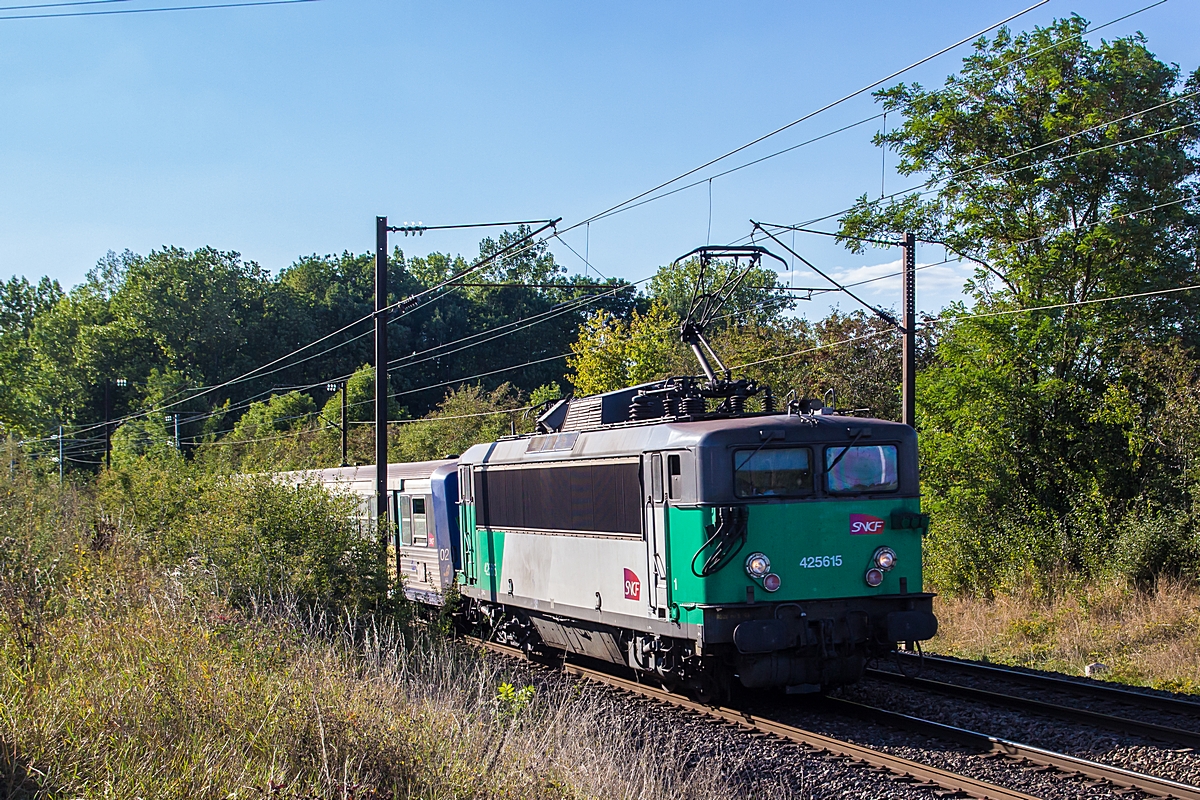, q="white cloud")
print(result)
[779,257,976,318]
